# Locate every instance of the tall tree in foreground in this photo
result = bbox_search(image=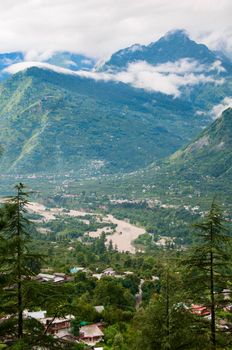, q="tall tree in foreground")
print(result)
[131,261,208,350]
[0,184,80,349]
[184,200,232,350]
[0,184,42,340]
